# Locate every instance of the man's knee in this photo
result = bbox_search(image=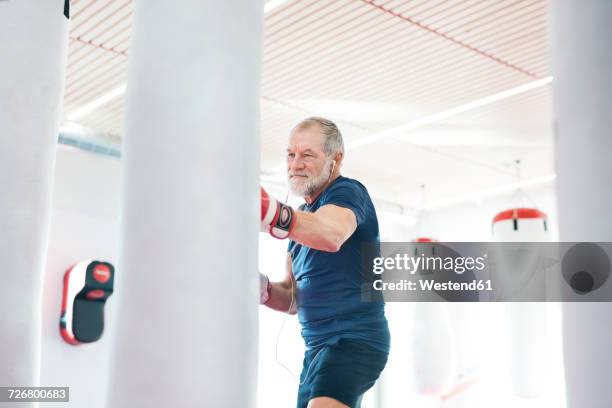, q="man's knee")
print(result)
[307,396,350,408]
